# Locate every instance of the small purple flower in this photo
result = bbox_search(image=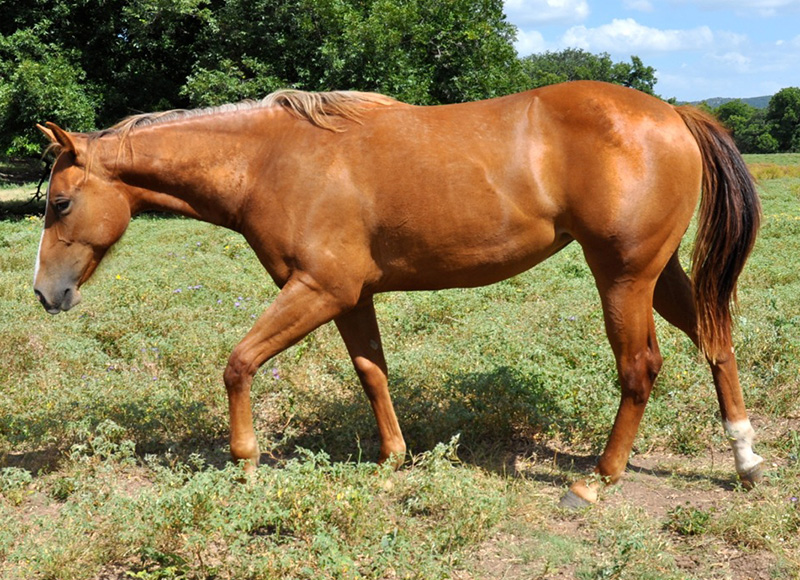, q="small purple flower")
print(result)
[173,288,182,293]
[272,368,280,380]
